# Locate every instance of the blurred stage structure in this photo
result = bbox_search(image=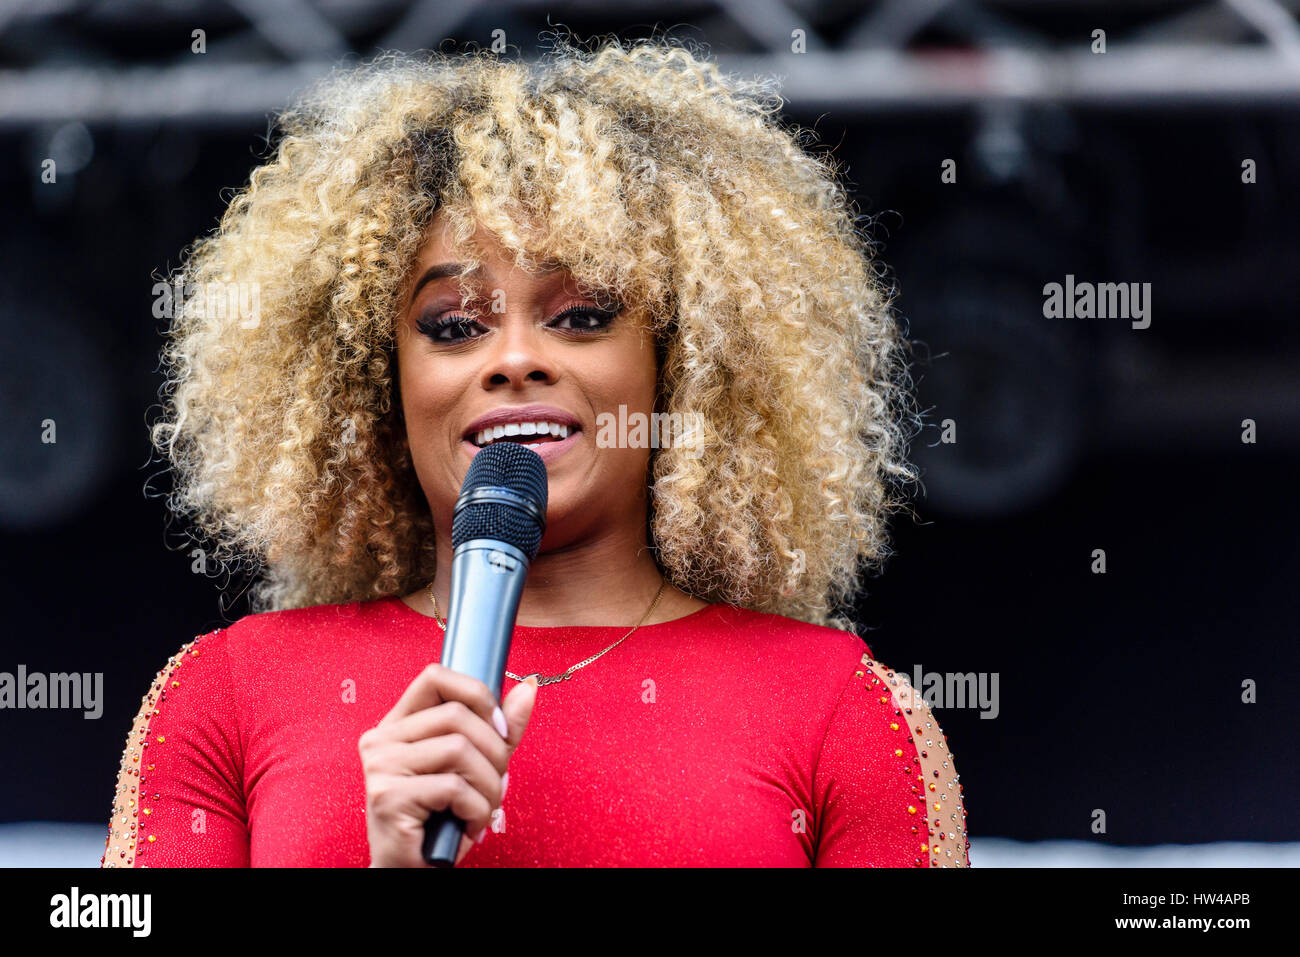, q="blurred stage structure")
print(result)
[2,0,1300,122]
